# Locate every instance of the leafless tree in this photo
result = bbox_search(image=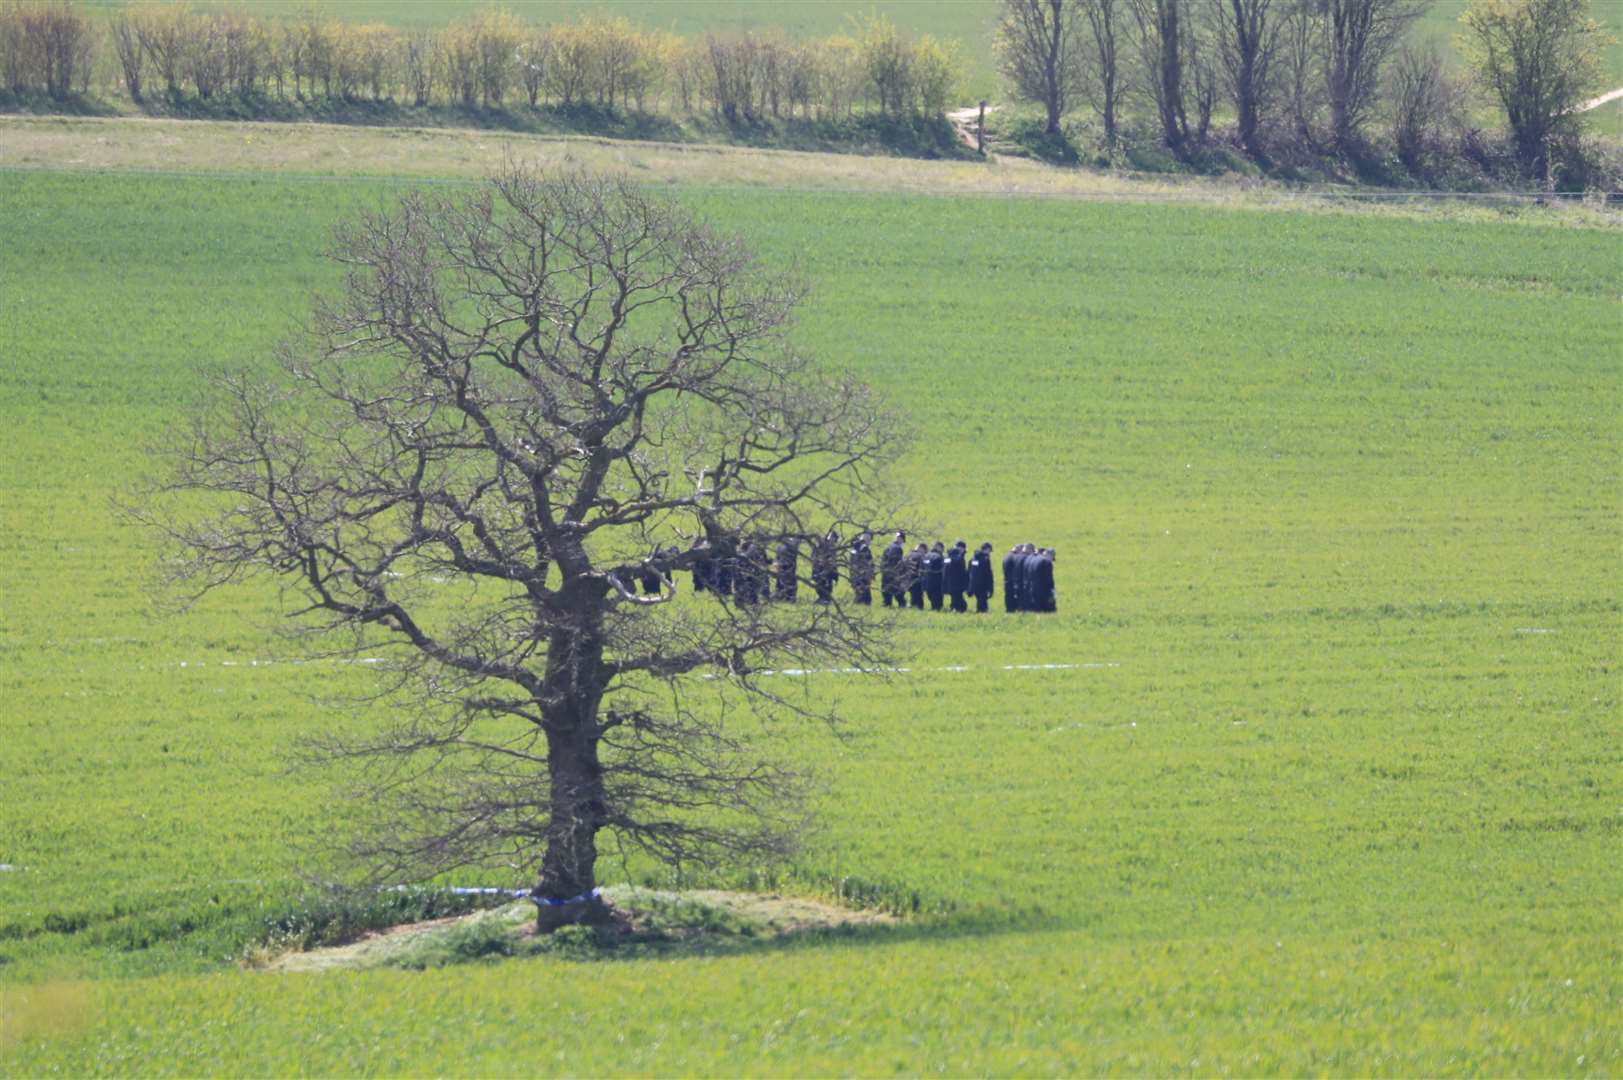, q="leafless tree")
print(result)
[109,11,144,103]
[1081,0,1124,146]
[1387,41,1456,175]
[1315,0,1422,153]
[996,0,1090,134]
[1129,0,1193,155]
[1208,0,1287,161]
[1280,0,1323,146]
[133,165,910,930]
